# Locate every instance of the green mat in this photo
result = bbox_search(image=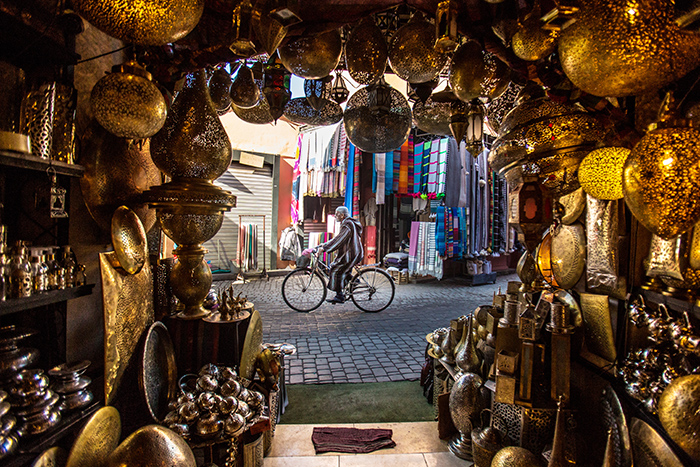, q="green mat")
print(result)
[280,381,434,424]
